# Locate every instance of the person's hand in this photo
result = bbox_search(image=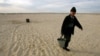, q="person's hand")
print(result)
[81,27,83,31]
